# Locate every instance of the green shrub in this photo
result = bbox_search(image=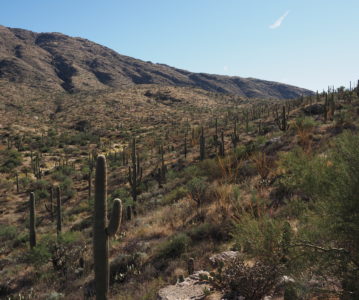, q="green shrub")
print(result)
[277,147,331,199]
[31,179,50,200]
[278,131,359,297]
[198,159,222,181]
[188,222,232,243]
[59,176,75,198]
[25,242,51,265]
[293,116,316,131]
[182,165,202,181]
[156,233,190,260]
[163,186,188,204]
[212,257,283,300]
[232,214,284,262]
[186,177,209,207]
[0,225,17,242]
[0,149,22,173]
[110,187,131,206]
